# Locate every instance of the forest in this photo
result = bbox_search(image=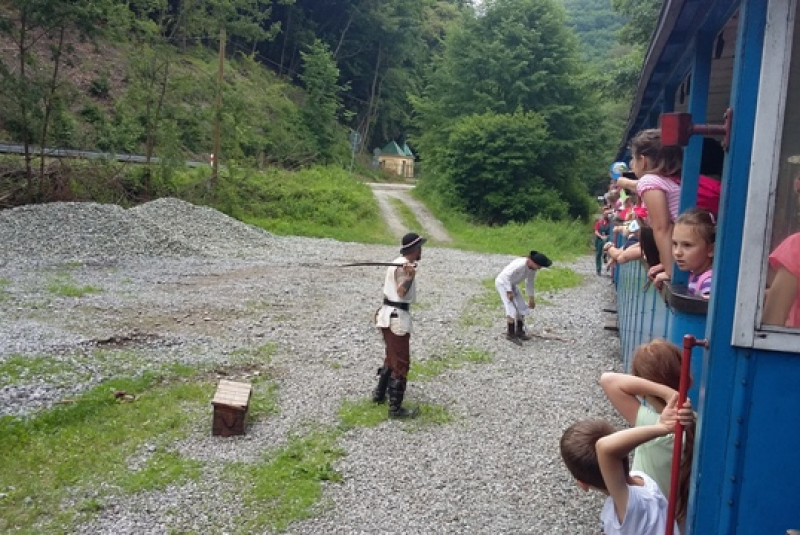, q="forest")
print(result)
[0,0,661,223]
